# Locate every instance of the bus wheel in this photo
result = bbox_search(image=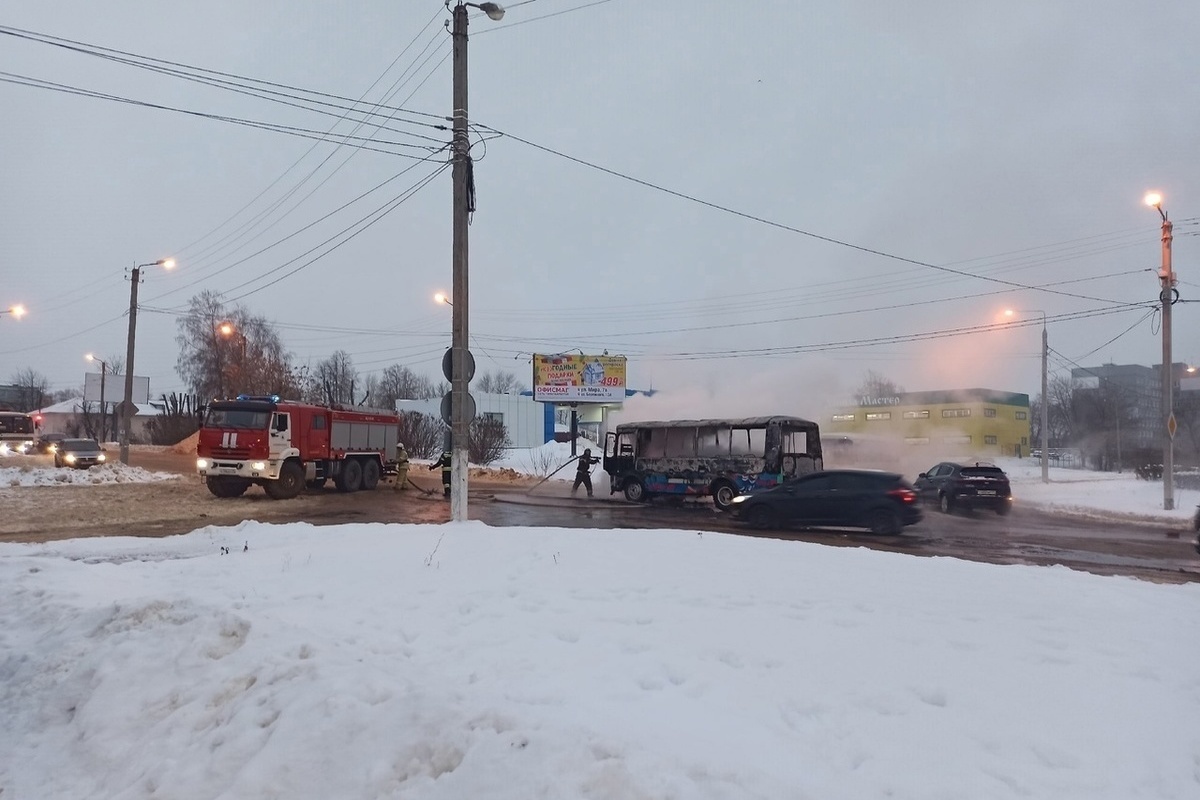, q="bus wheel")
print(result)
[711,481,738,512]
[623,480,646,503]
